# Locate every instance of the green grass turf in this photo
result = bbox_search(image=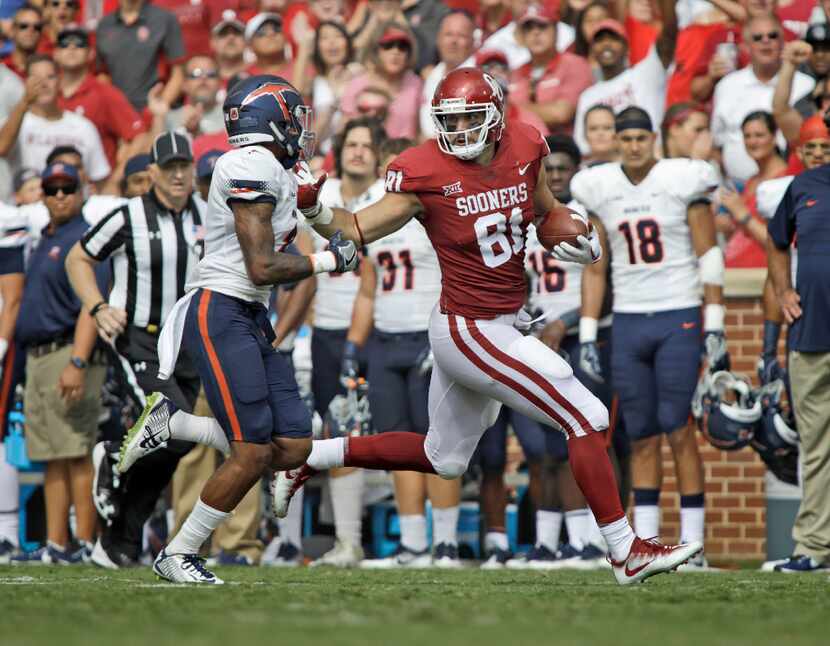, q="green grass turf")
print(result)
[0,566,825,646]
